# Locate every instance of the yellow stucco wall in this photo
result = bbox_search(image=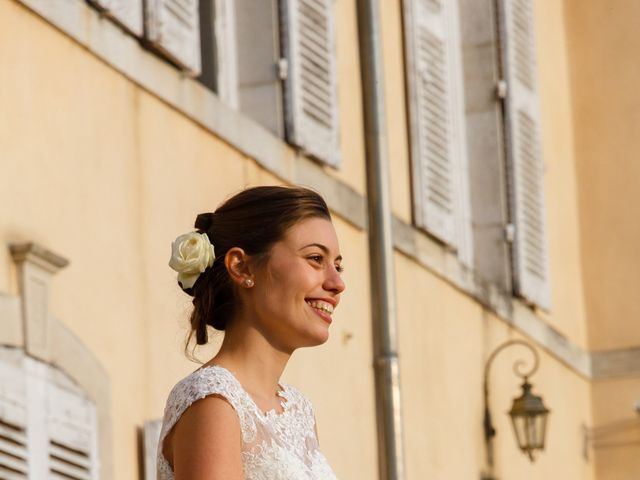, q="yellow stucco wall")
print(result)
[562,1,640,477]
[564,0,640,352]
[1,0,638,479]
[591,377,640,480]
[0,2,378,478]
[535,0,589,350]
[395,251,595,479]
